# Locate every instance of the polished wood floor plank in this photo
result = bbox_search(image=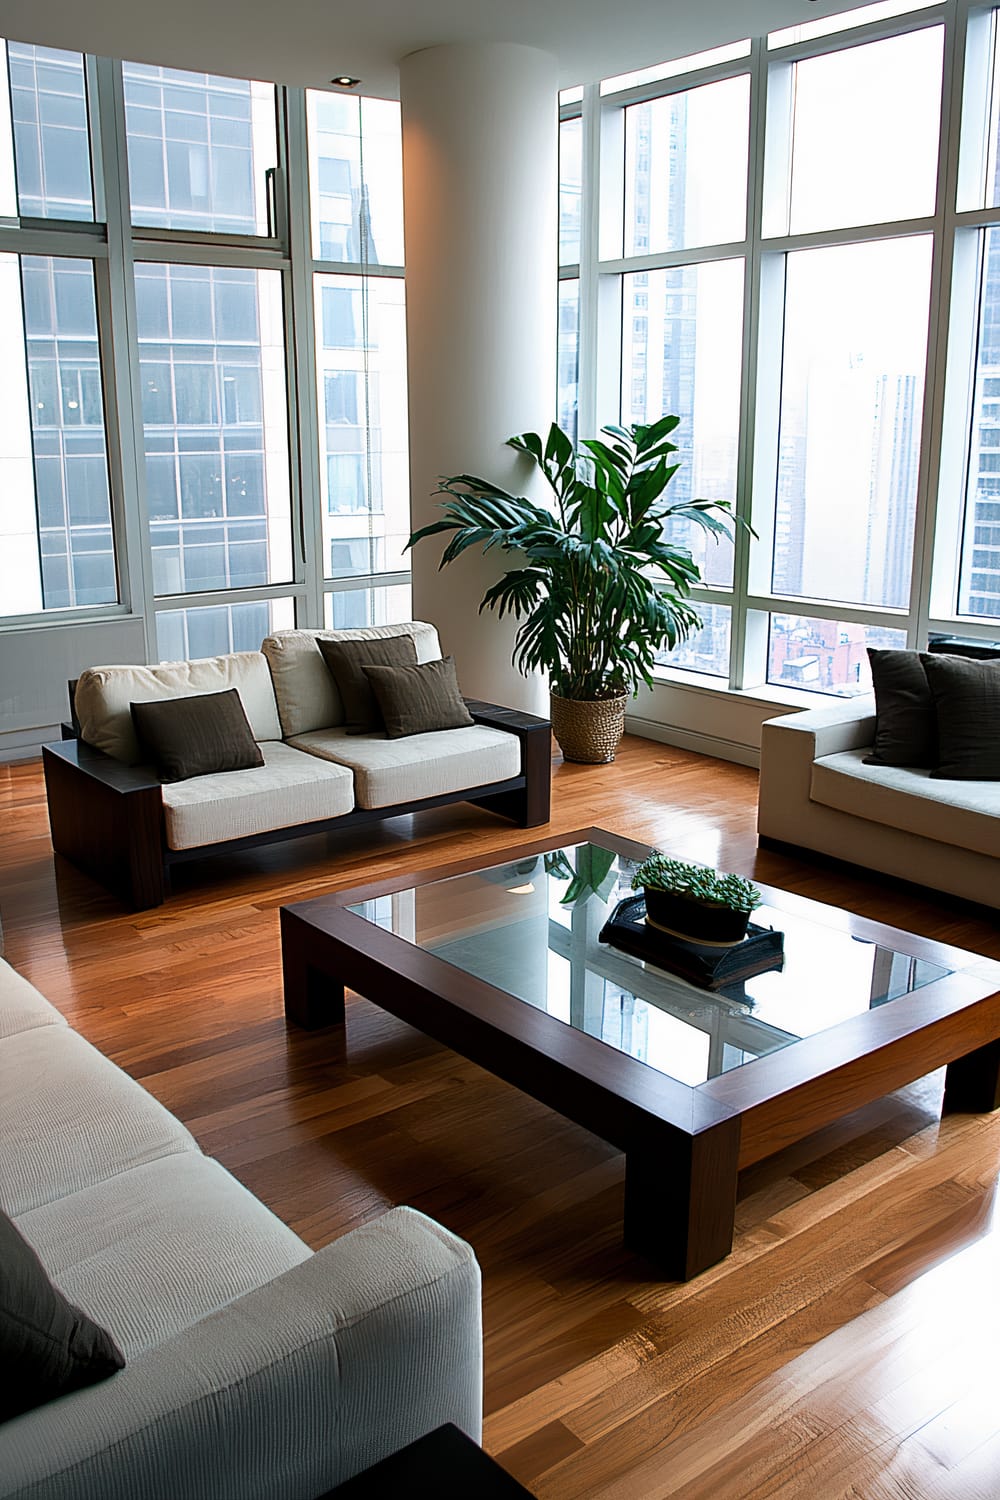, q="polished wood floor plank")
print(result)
[2,740,1000,1497]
